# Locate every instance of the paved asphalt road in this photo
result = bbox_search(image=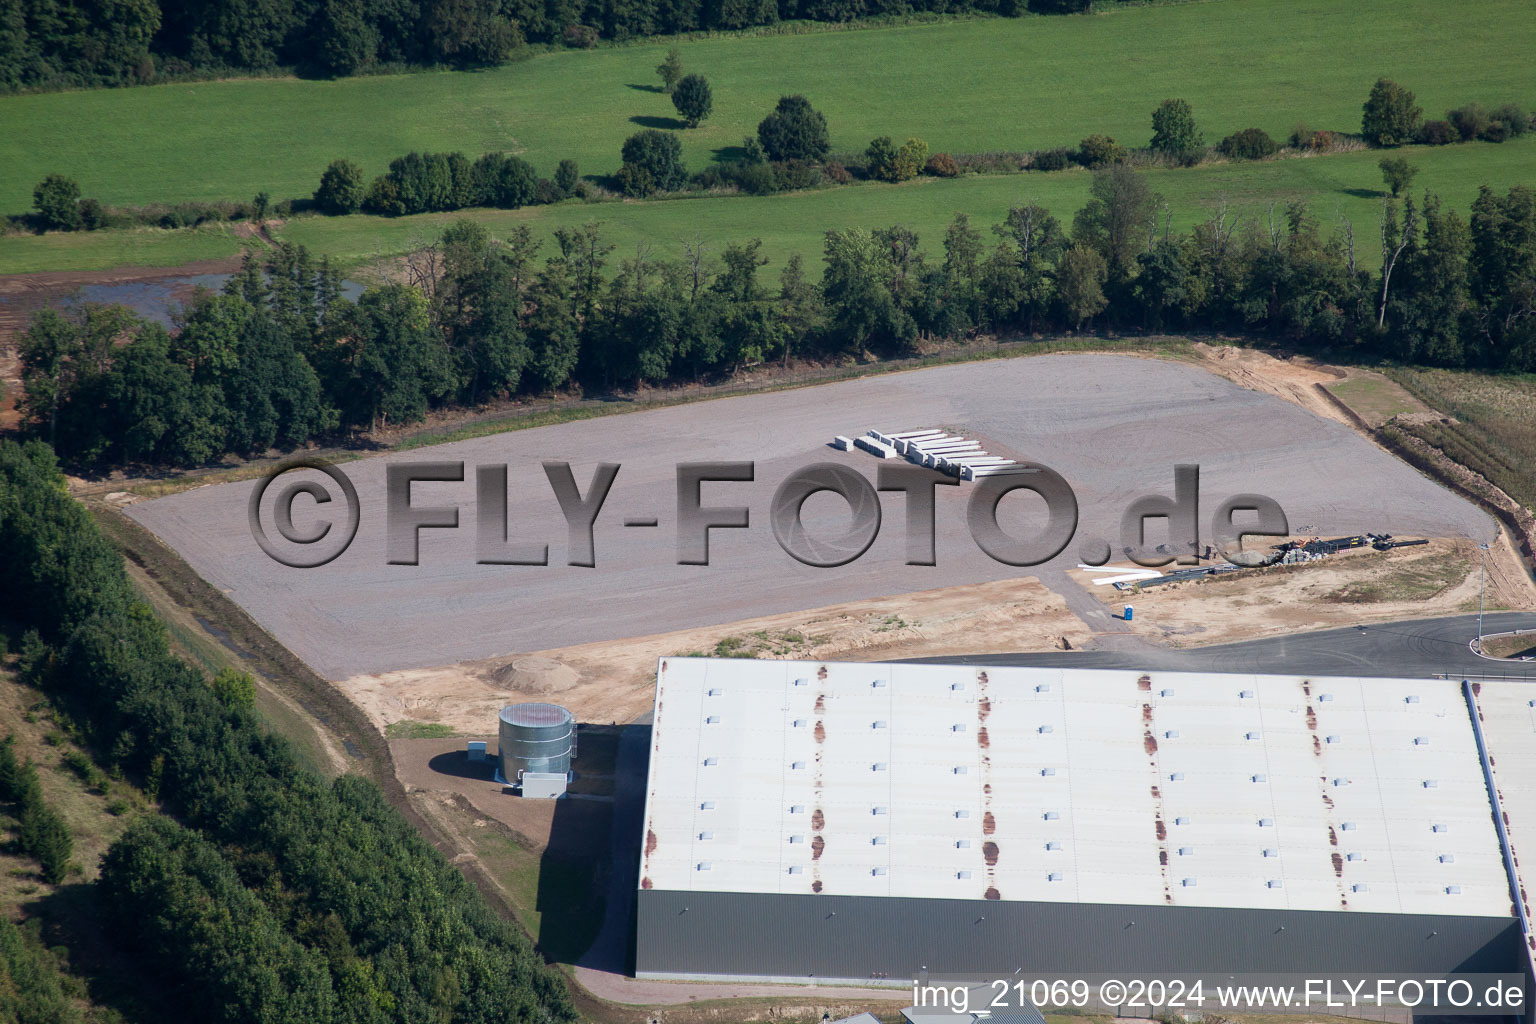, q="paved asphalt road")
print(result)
[914,611,1536,680]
